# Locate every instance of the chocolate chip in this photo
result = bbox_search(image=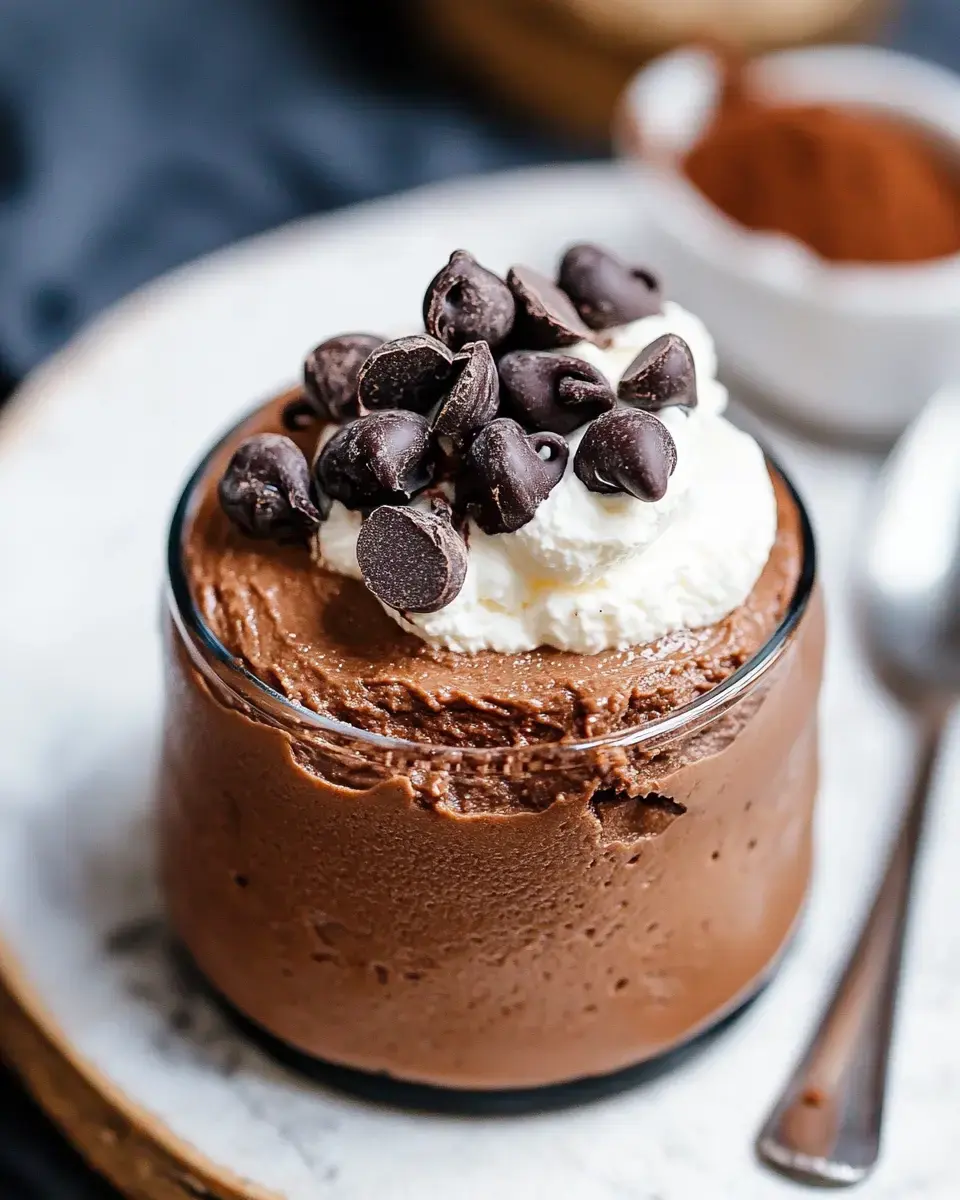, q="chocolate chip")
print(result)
[507,264,594,348]
[574,409,677,501]
[356,334,454,414]
[558,244,661,330]
[432,340,499,440]
[218,433,322,542]
[423,250,516,351]
[498,350,615,435]
[460,417,568,534]
[314,411,435,510]
[357,502,468,613]
[618,333,697,412]
[303,333,384,421]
